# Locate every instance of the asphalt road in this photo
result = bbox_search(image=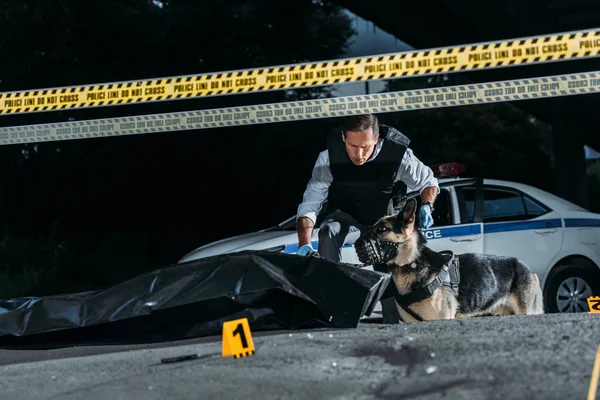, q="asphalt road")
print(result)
[1,312,599,400]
